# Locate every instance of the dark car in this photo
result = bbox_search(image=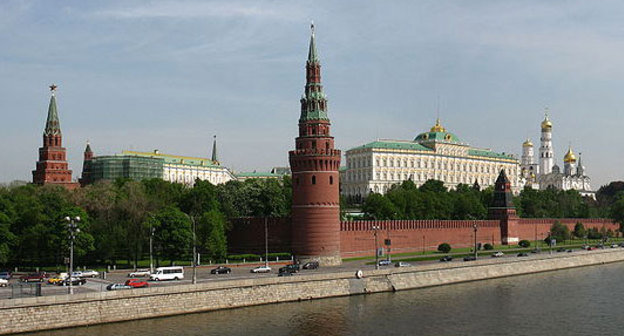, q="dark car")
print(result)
[439,256,453,262]
[210,266,231,275]
[302,261,319,270]
[0,271,12,280]
[517,253,529,257]
[20,272,47,282]
[531,249,541,253]
[556,247,566,252]
[106,283,133,291]
[463,256,477,261]
[61,277,86,286]
[278,271,294,277]
[125,279,149,288]
[279,264,300,273]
